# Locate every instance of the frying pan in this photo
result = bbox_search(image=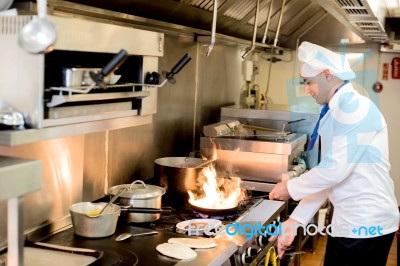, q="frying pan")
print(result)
[187,194,269,215]
[187,201,238,215]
